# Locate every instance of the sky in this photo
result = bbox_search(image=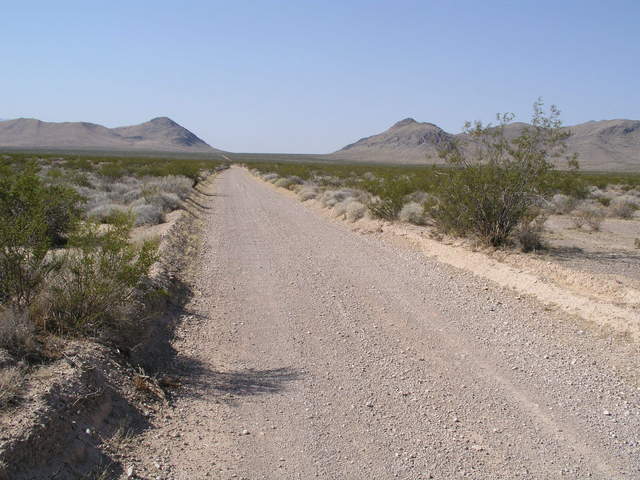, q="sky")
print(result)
[2,1,639,153]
